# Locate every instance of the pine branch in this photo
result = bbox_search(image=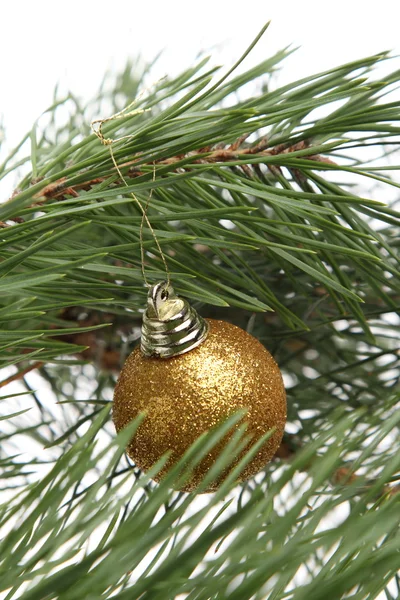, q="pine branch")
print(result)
[14,137,333,207]
[0,27,399,600]
[0,402,399,599]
